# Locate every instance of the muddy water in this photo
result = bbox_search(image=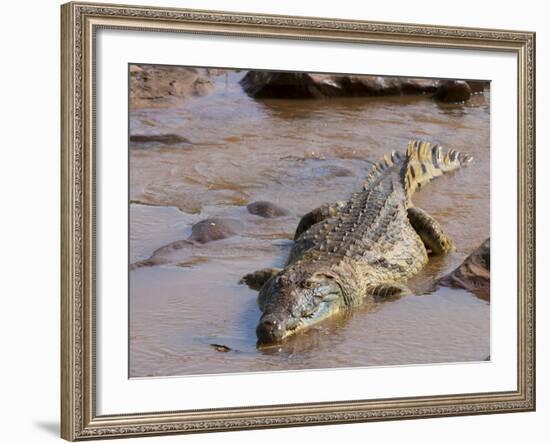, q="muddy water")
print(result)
[129,71,490,377]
